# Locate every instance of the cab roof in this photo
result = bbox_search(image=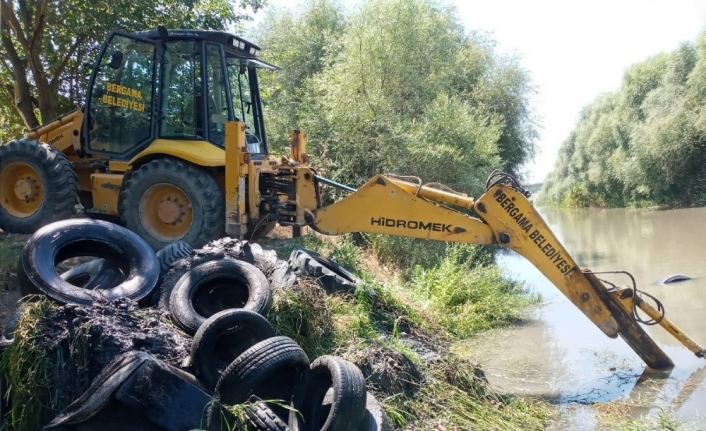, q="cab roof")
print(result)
[131,29,263,59]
